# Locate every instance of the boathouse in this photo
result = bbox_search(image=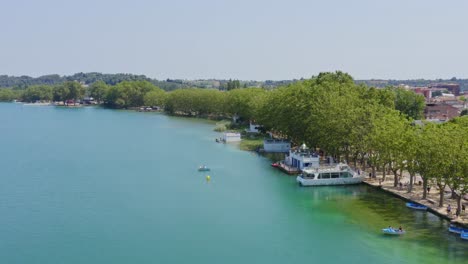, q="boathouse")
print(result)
[284,143,319,169]
[223,132,241,142]
[263,139,290,153]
